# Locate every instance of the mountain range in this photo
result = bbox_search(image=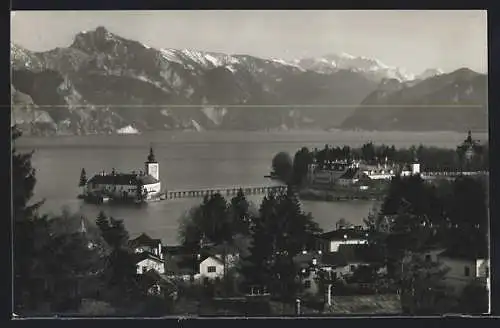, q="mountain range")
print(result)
[10,26,488,136]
